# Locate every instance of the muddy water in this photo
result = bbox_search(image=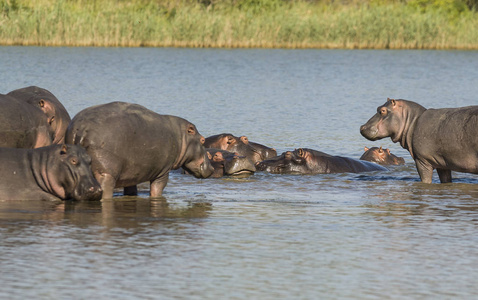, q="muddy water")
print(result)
[1,47,478,299]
